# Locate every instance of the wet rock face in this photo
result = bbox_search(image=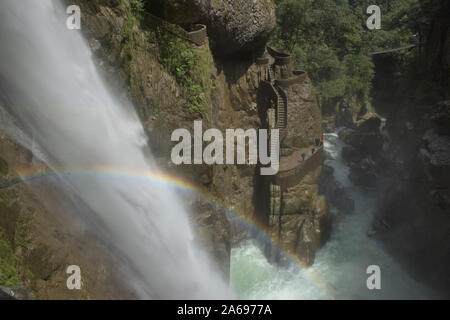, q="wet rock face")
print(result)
[420,128,450,189]
[422,129,450,166]
[358,117,381,133]
[0,134,133,299]
[339,128,383,157]
[267,166,331,267]
[338,115,385,188]
[190,198,231,281]
[367,98,450,296]
[374,121,450,296]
